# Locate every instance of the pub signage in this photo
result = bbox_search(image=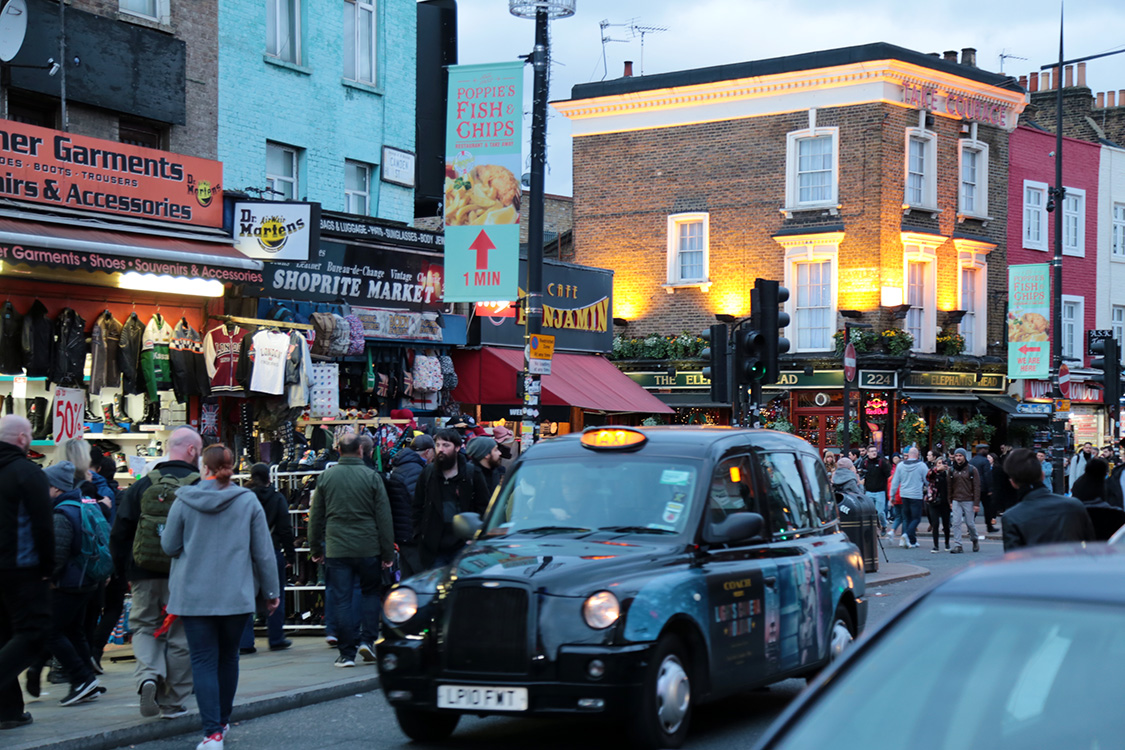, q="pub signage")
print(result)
[904,371,1005,391]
